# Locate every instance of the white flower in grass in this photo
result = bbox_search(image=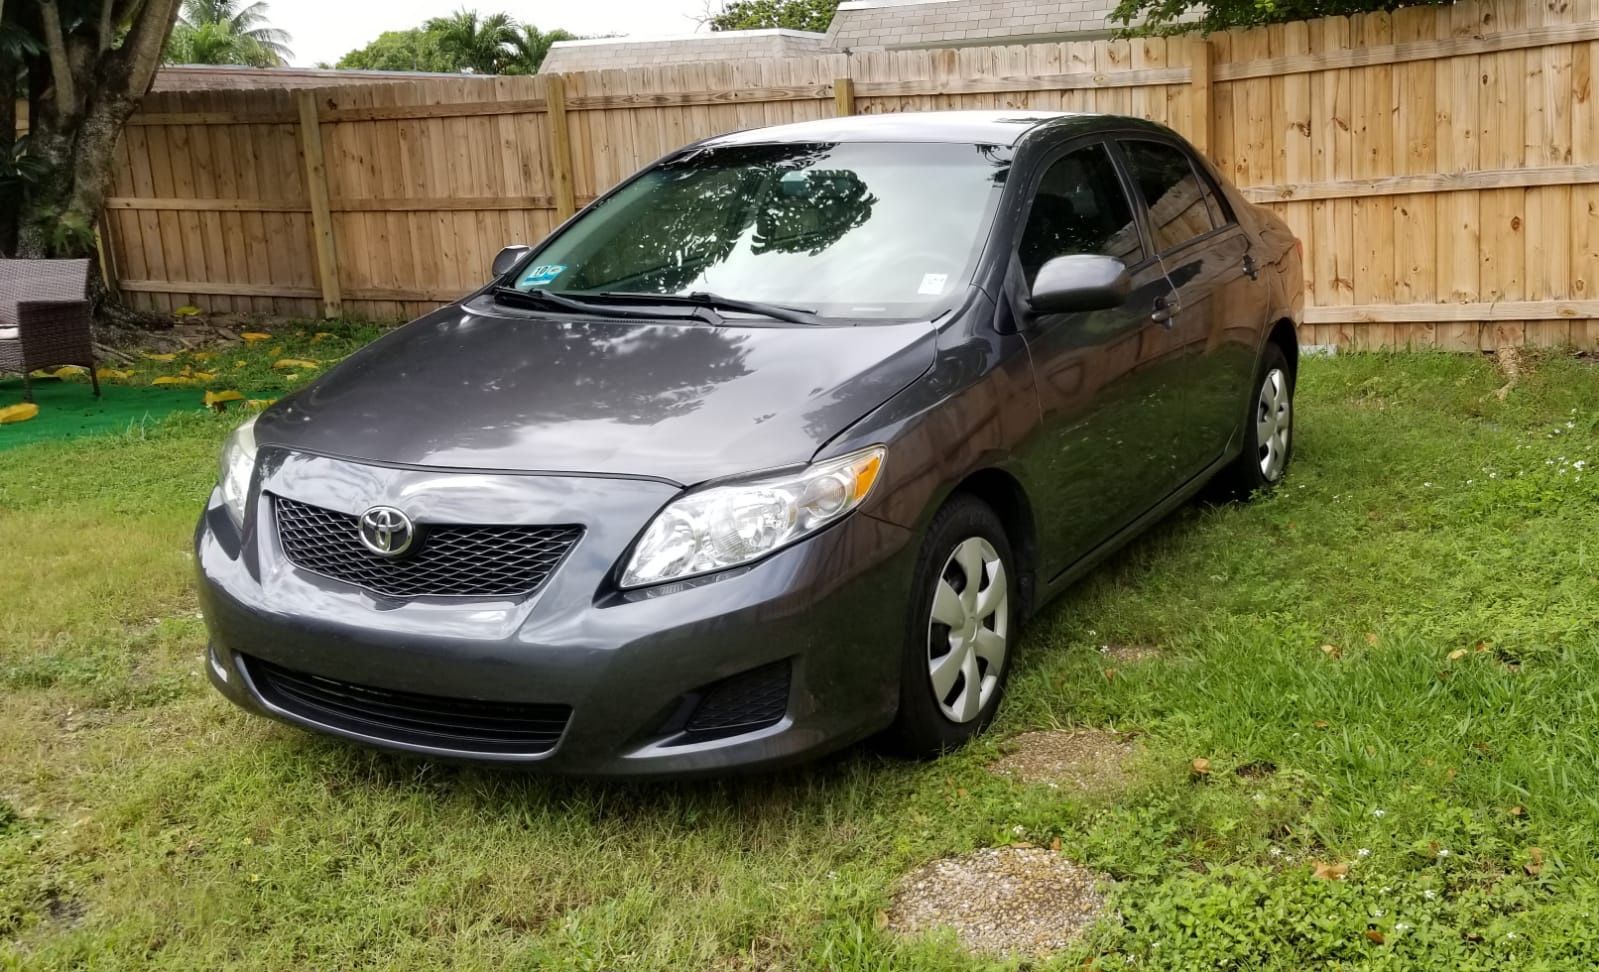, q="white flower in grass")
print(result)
[1395,922,1413,933]
[1507,932,1518,941]
[1437,848,1451,858]
[1358,848,1372,858]
[1373,909,1386,918]
[1372,808,1387,818]
[1423,890,1436,900]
